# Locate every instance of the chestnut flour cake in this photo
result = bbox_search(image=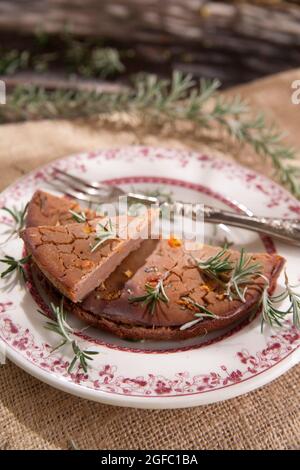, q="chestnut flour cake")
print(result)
[24,192,285,341]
